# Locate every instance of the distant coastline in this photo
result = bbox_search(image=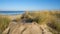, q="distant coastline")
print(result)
[0,11,25,15]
